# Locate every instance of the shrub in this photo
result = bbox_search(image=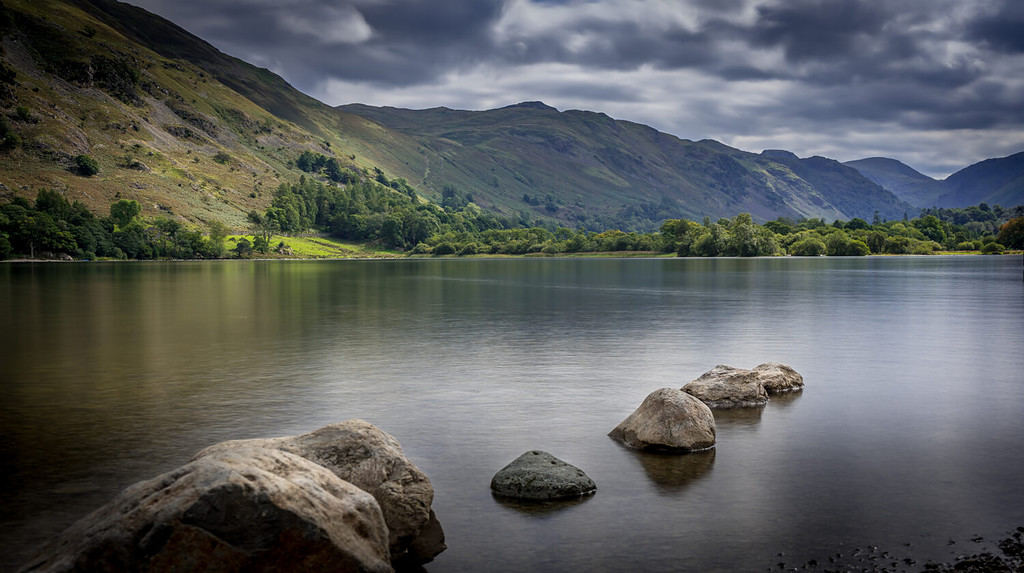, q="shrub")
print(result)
[74,154,100,176]
[955,241,978,251]
[212,151,231,164]
[910,240,940,255]
[981,242,1005,254]
[432,242,456,255]
[789,237,826,256]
